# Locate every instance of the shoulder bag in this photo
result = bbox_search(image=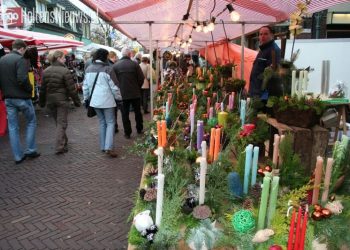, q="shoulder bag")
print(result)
[87,72,100,118]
